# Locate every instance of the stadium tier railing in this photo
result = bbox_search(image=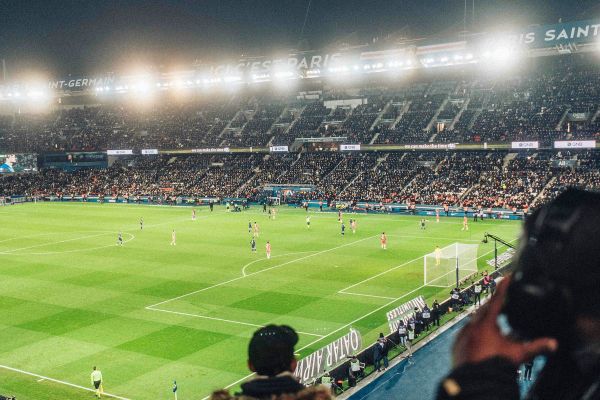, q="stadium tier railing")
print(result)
[5,194,528,218]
